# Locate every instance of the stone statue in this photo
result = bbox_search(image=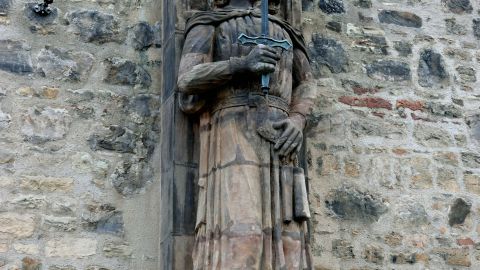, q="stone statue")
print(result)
[177,0,316,268]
